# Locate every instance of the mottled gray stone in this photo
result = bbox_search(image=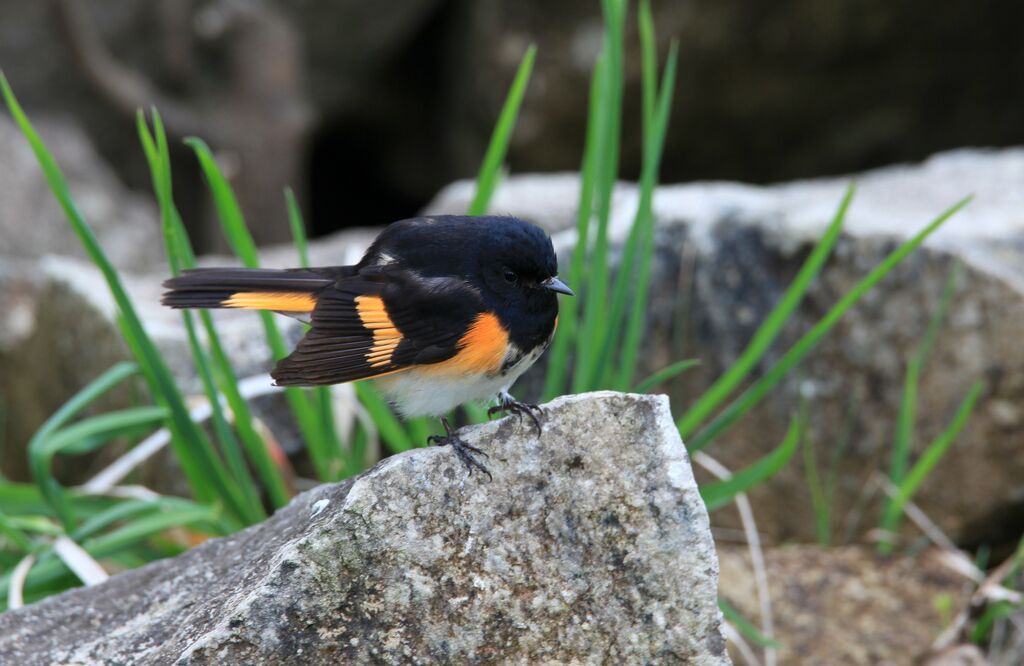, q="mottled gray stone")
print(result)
[0,392,727,665]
